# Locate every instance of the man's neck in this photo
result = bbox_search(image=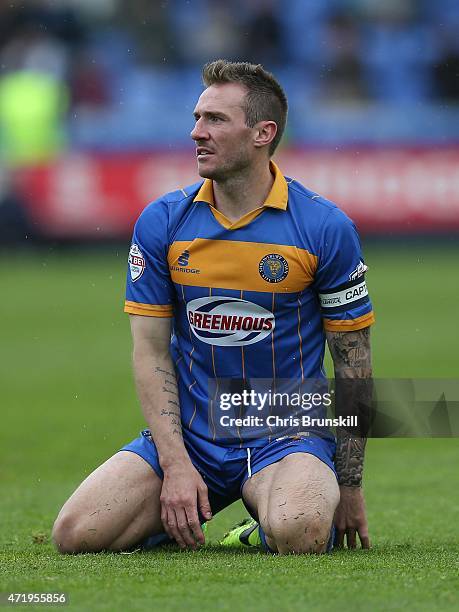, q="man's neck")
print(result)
[212,161,274,223]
